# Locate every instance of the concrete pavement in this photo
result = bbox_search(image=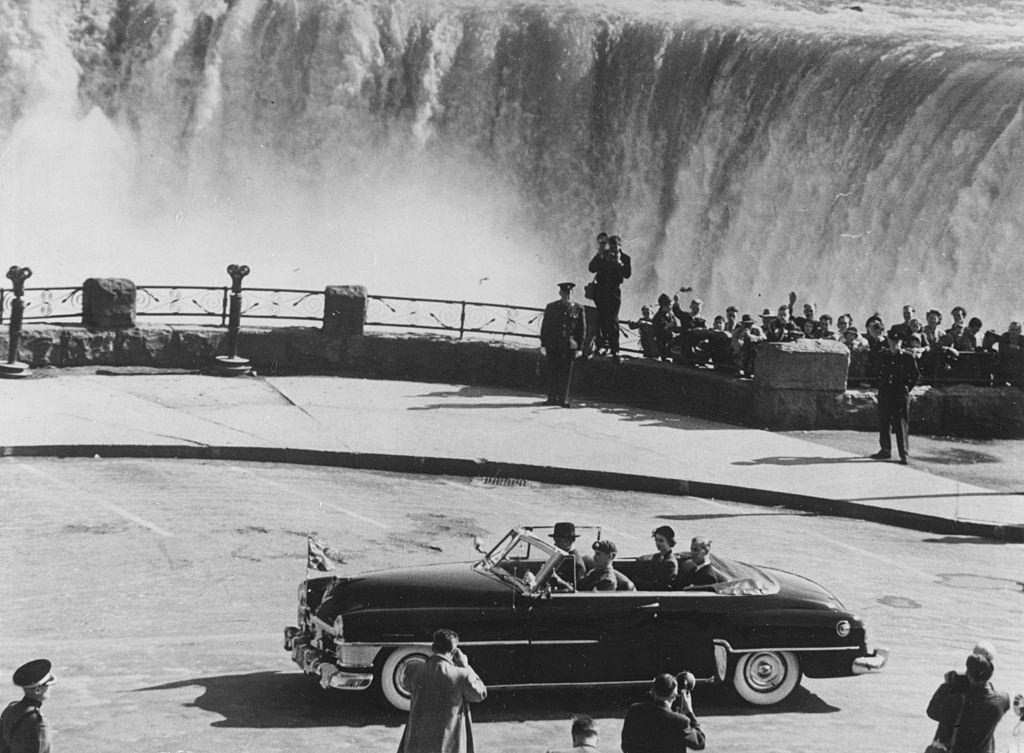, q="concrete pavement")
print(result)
[1,370,1021,540]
